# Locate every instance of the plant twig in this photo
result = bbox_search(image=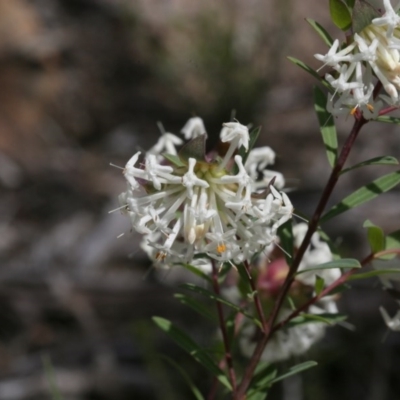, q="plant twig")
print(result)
[243,260,268,333]
[236,114,368,398]
[210,259,237,398]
